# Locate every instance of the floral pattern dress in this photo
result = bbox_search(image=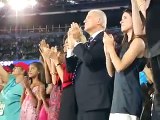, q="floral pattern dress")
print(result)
[20,86,39,120]
[48,84,62,120]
